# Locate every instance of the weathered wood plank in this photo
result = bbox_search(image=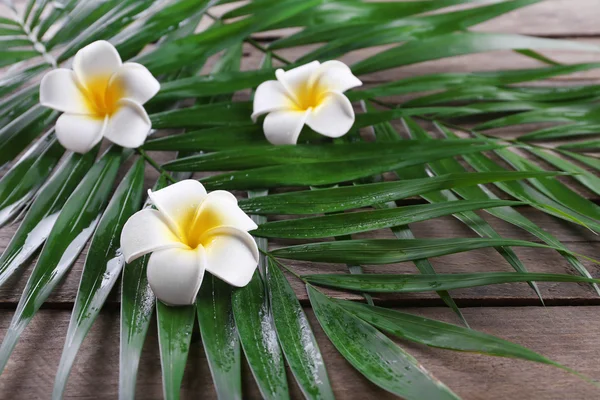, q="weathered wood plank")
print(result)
[1,306,599,399]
